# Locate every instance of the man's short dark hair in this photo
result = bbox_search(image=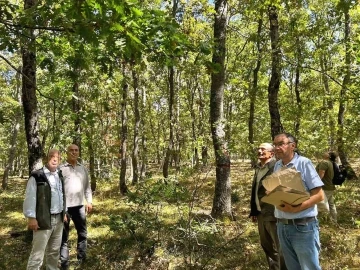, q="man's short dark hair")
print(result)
[329,152,337,162]
[274,132,300,154]
[274,132,297,145]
